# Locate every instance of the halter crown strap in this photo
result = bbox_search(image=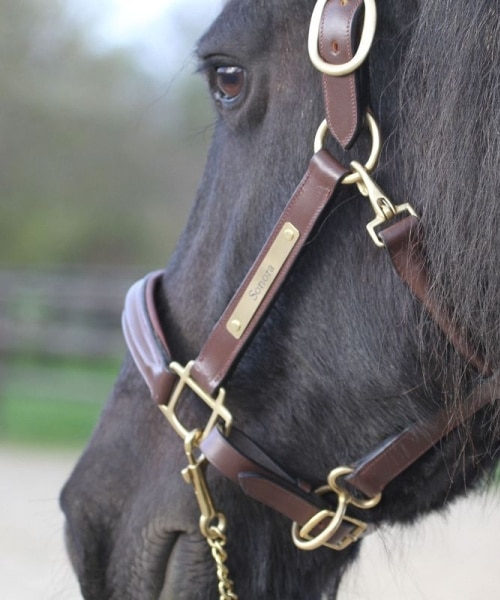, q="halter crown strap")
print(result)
[317,0,369,148]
